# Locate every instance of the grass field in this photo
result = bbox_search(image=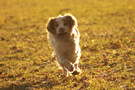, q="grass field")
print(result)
[0,0,135,89]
